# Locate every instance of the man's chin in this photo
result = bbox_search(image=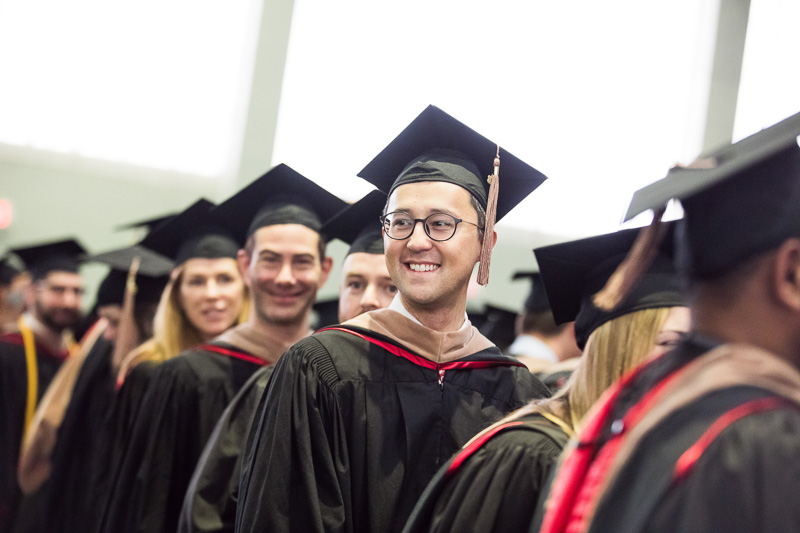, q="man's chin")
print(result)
[258,305,306,326]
